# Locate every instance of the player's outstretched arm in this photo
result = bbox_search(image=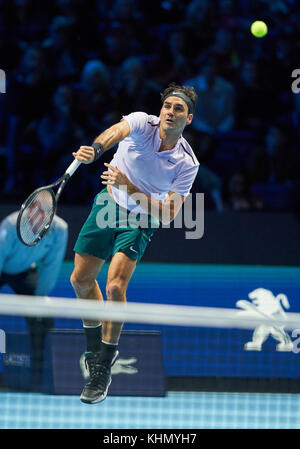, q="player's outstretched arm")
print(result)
[72,120,130,164]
